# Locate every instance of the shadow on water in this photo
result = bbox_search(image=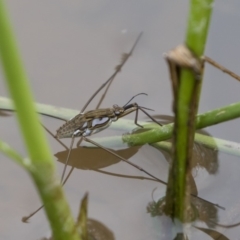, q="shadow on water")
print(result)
[87,218,115,240]
[194,226,229,240]
[55,146,140,170]
[0,110,12,117]
[55,145,161,182]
